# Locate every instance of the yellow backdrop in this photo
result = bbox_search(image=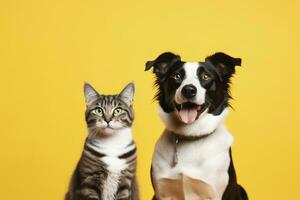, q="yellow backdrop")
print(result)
[1,0,300,199]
